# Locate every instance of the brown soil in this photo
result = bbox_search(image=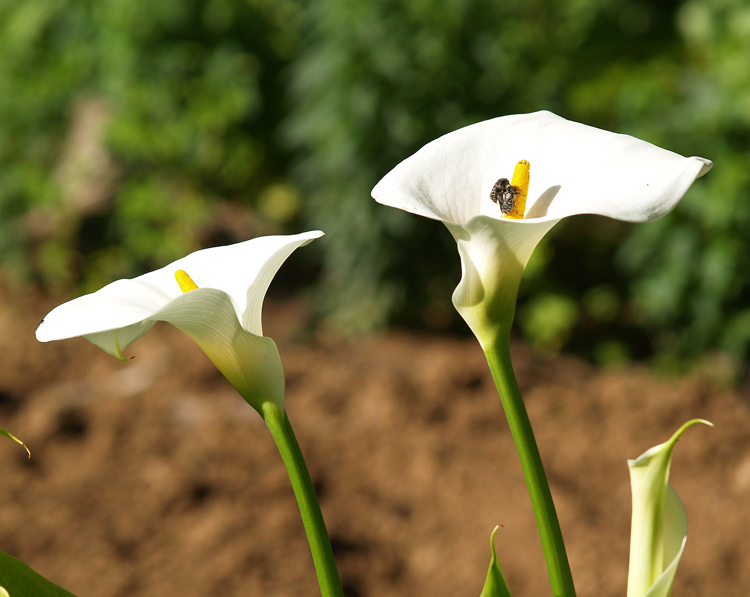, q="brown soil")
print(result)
[1,287,749,597]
